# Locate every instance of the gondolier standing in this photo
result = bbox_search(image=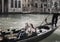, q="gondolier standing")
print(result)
[52,2,59,28]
